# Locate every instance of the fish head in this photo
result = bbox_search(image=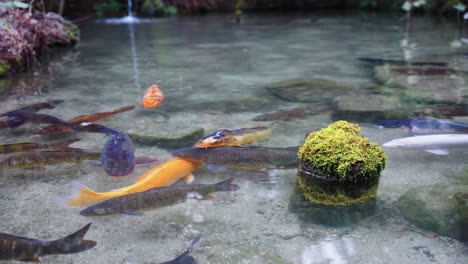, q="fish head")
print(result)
[171,147,204,162]
[382,138,411,148]
[195,130,233,148]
